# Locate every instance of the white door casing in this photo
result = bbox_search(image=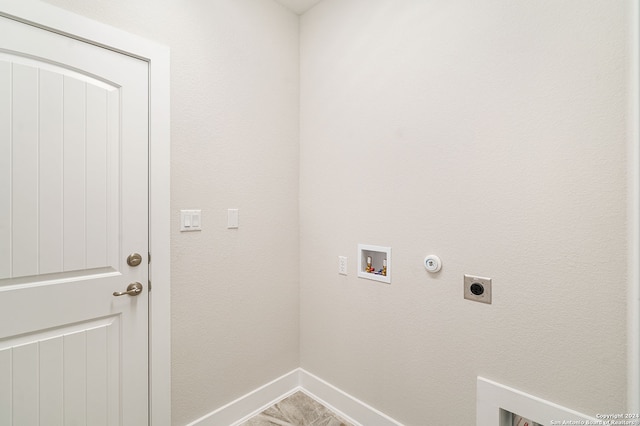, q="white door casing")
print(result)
[0,14,149,425]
